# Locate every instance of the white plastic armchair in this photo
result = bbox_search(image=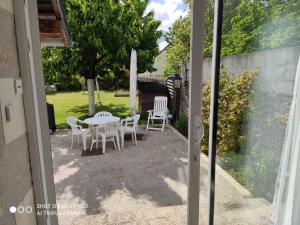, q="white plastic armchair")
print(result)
[94,111,113,118]
[66,116,91,151]
[146,96,168,132]
[94,121,121,153]
[119,114,140,148]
